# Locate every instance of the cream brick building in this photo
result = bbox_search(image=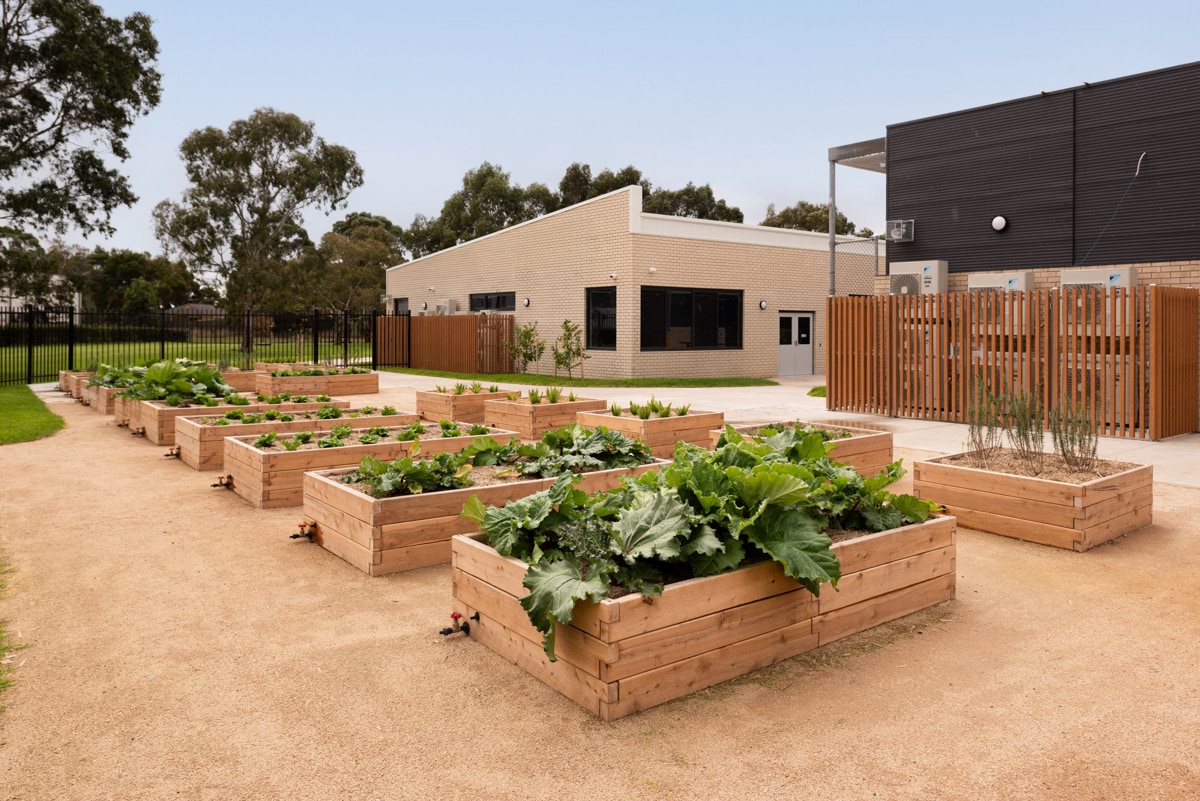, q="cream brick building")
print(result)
[384,186,879,380]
